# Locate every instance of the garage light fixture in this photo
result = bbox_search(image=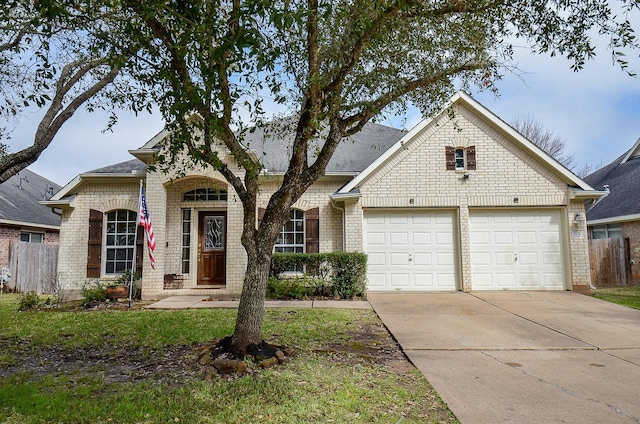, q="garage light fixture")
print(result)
[574,213,585,228]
